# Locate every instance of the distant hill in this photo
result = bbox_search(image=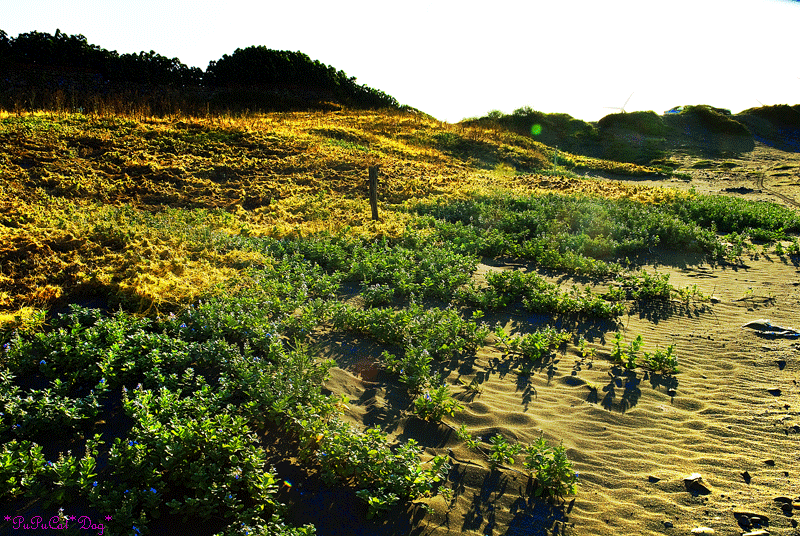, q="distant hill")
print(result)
[0,29,399,115]
[735,104,800,152]
[464,104,800,165]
